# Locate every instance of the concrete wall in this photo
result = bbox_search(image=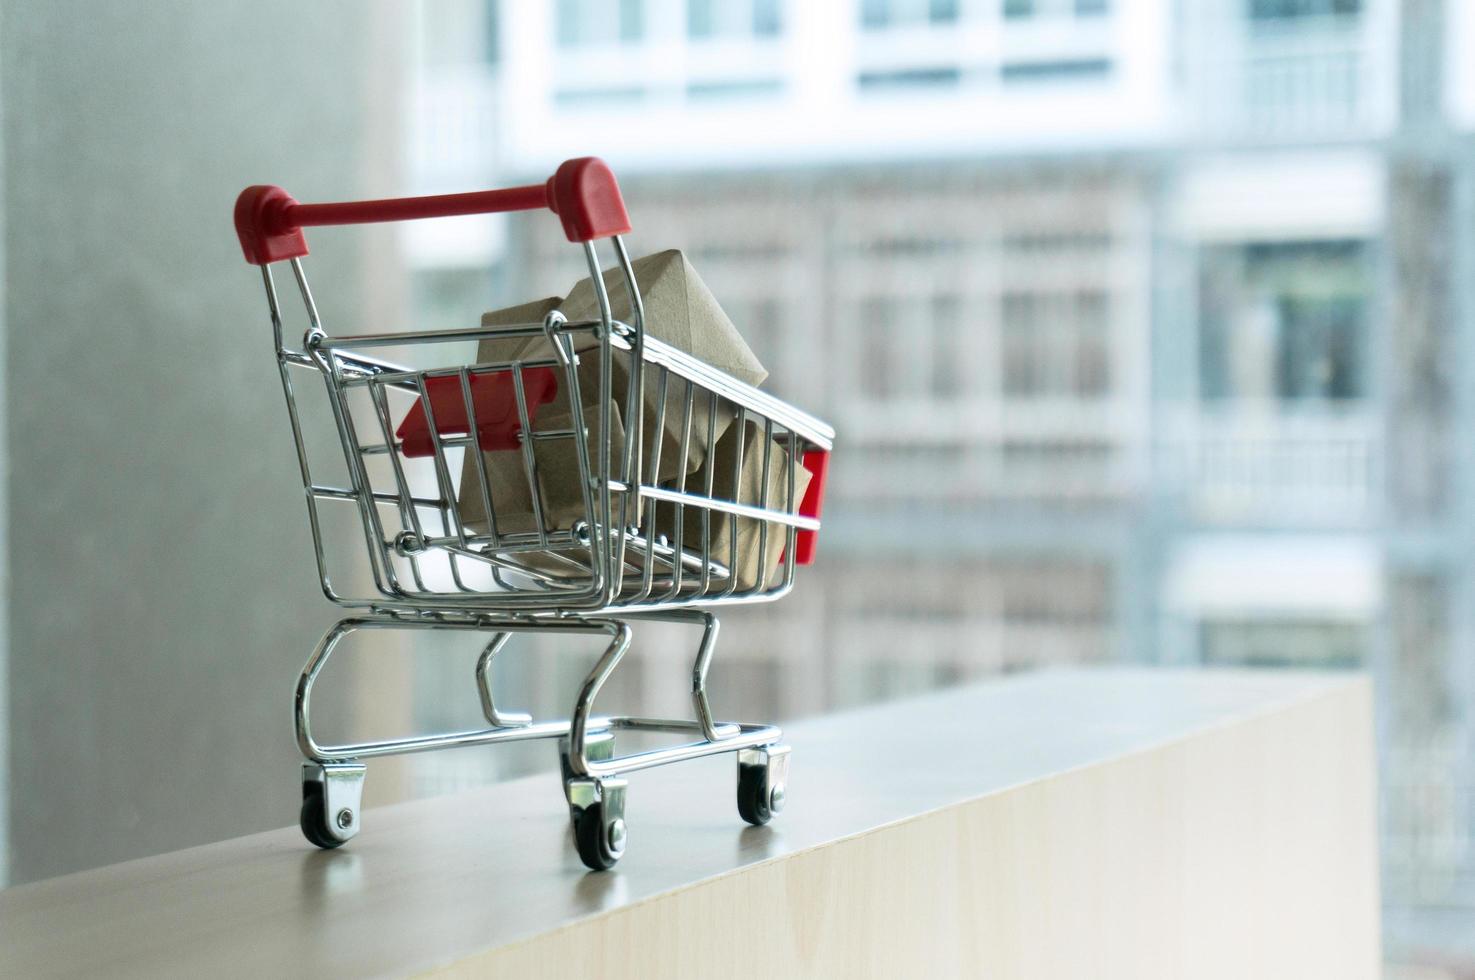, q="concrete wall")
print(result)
[1,2,403,884]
